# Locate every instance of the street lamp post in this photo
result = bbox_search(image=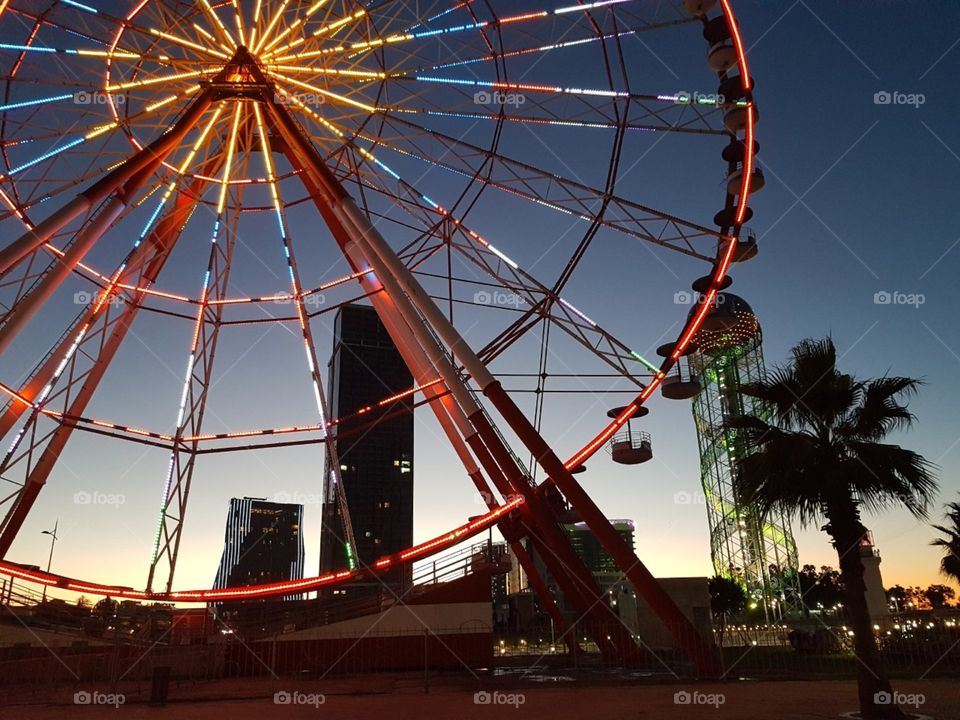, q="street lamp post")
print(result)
[40,519,58,603]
